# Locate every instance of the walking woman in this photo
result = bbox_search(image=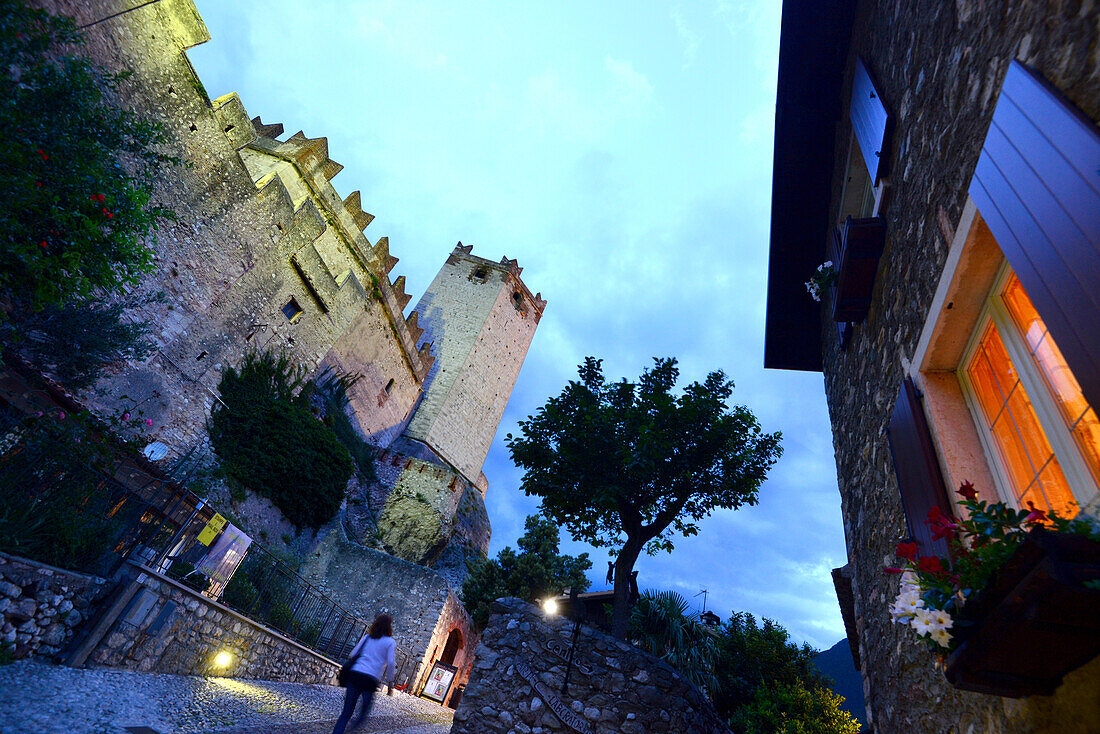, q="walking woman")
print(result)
[333,613,396,734]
